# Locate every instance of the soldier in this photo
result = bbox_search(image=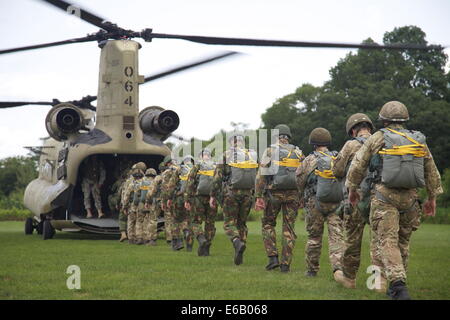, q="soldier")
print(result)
[210,132,258,265]
[122,162,146,244]
[116,169,133,242]
[296,128,344,279]
[164,155,195,251]
[185,148,217,256]
[145,163,167,246]
[135,168,157,245]
[331,113,380,290]
[346,101,442,300]
[160,156,178,248]
[255,124,304,272]
[81,155,106,218]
